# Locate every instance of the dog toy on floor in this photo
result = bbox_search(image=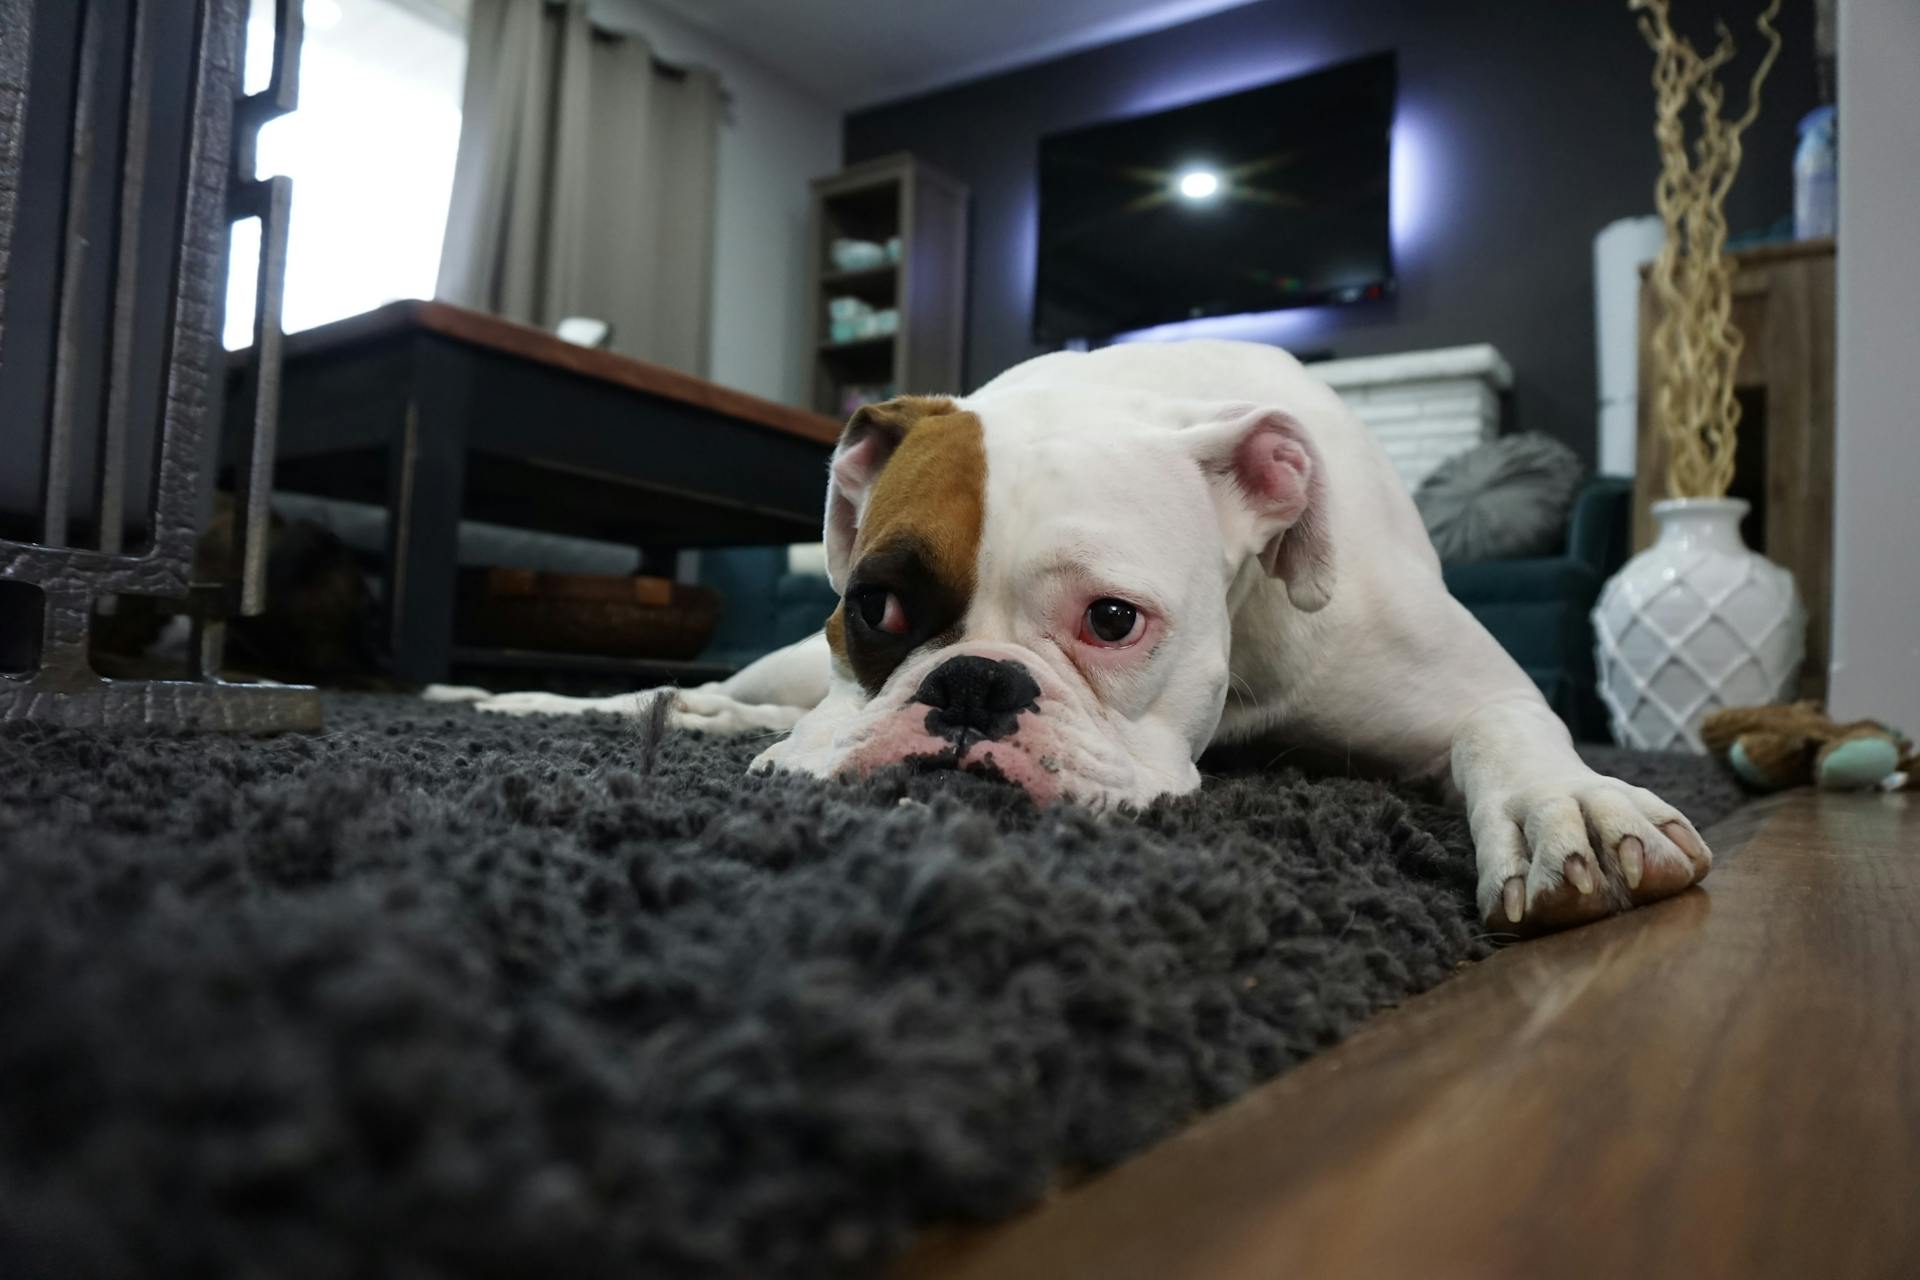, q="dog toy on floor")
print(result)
[1700,701,1915,792]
